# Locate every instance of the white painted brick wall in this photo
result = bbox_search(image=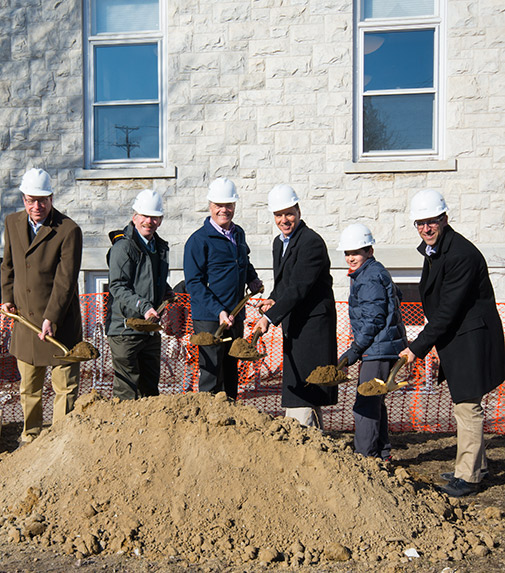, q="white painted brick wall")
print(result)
[0,0,504,301]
